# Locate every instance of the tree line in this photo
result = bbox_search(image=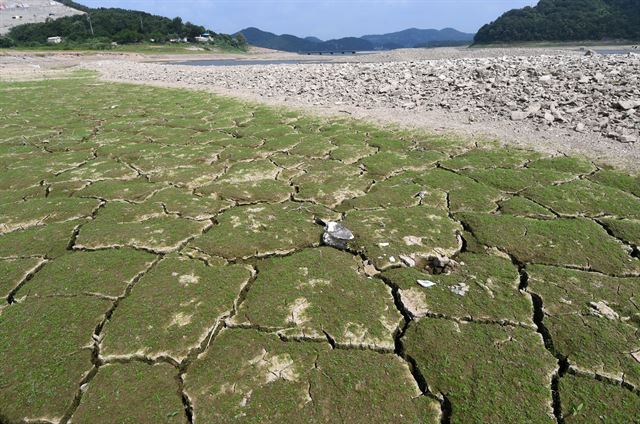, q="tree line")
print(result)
[474,0,640,44]
[1,6,247,49]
